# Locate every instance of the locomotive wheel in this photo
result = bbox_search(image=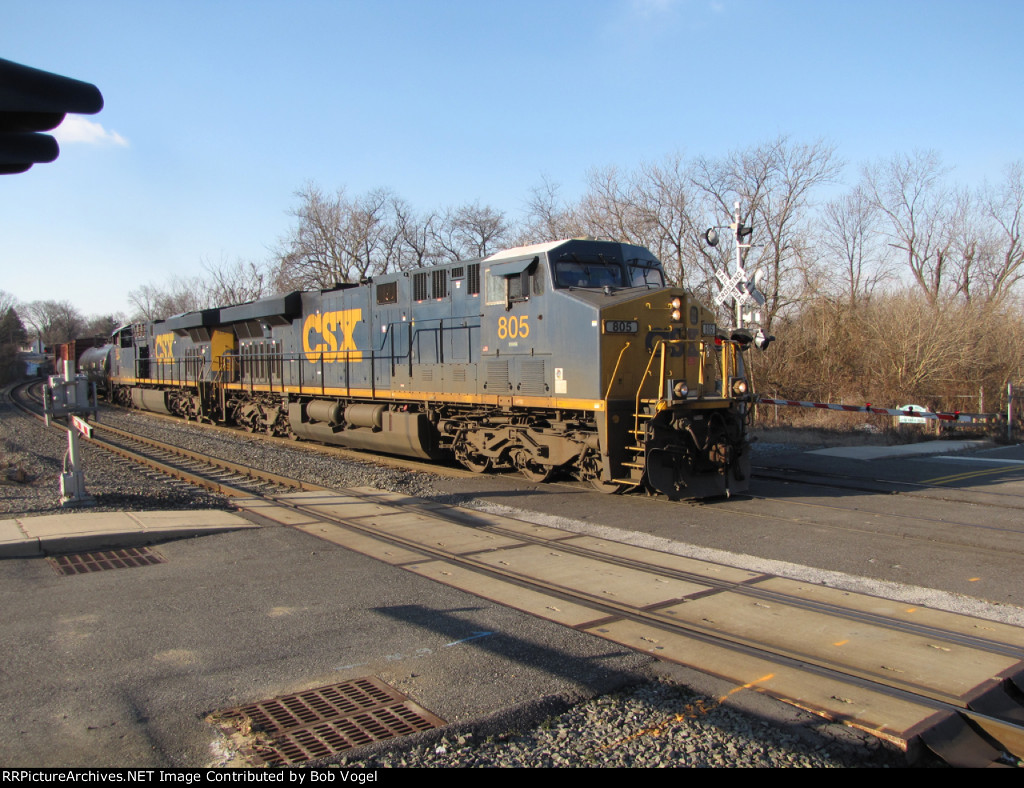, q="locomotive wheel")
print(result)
[514,450,552,482]
[454,434,491,473]
[579,450,624,493]
[458,452,491,473]
[590,477,626,494]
